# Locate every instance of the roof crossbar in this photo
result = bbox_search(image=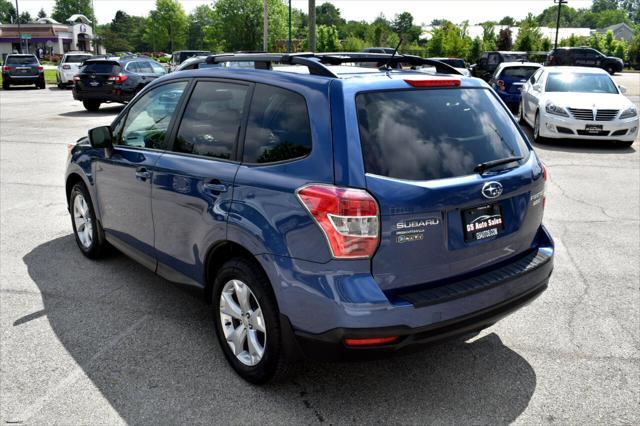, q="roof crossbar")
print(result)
[205,52,462,77]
